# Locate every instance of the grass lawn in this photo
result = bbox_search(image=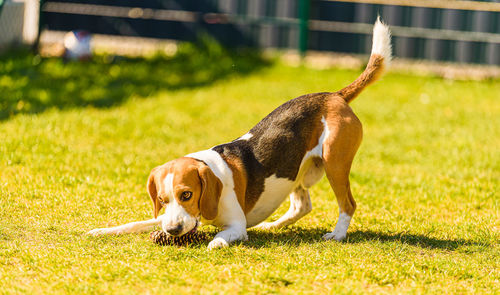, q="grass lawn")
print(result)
[0,49,499,294]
